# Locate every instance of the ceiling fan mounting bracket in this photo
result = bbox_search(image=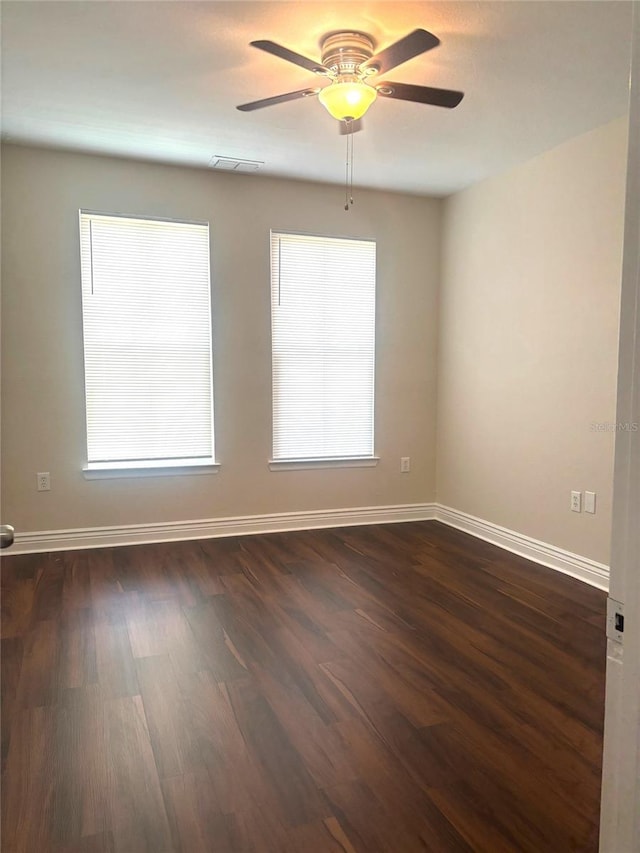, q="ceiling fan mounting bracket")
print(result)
[320,32,375,77]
